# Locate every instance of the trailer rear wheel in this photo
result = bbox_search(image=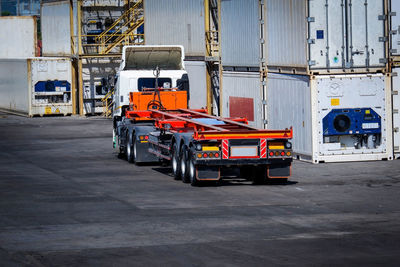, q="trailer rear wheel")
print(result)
[172,143,181,180]
[180,146,190,183]
[189,151,199,186]
[127,134,135,163]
